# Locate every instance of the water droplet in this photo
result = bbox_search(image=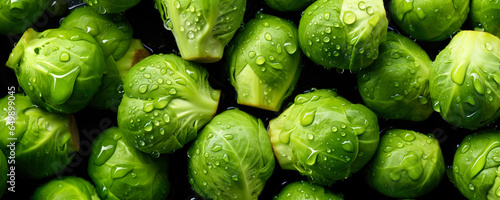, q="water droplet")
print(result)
[248,51,256,58]
[265,33,272,40]
[138,85,148,93]
[358,1,366,9]
[284,42,297,54]
[143,102,154,112]
[111,165,134,179]
[331,126,338,133]
[59,52,70,62]
[341,141,354,152]
[402,132,415,141]
[94,138,117,166]
[255,56,266,65]
[300,109,316,126]
[187,31,195,39]
[211,145,222,152]
[343,11,356,24]
[144,122,153,132]
[389,171,401,181]
[460,142,471,154]
[306,148,319,165]
[469,184,475,191]
[169,88,177,94]
[486,43,493,51]
[307,133,314,140]
[231,175,239,181]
